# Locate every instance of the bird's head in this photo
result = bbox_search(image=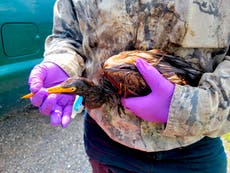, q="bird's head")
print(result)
[47,78,78,95]
[45,76,107,109]
[47,77,96,96]
[21,76,96,99]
